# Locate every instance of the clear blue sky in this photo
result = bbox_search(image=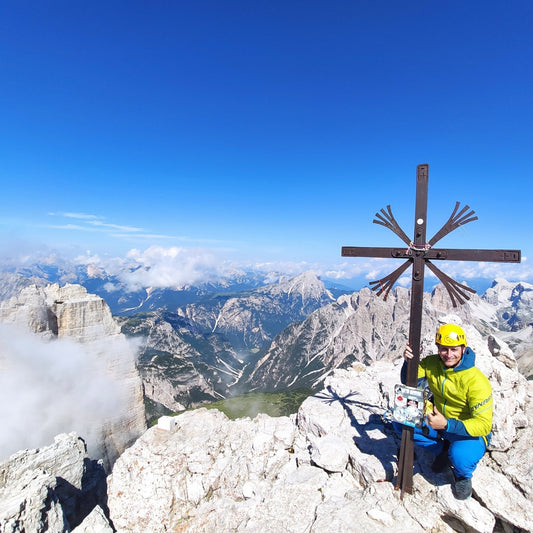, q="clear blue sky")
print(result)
[1,1,531,287]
